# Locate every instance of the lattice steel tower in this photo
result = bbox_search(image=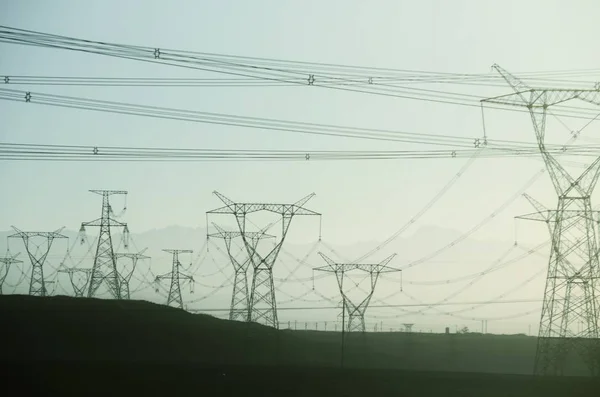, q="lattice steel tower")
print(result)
[207,192,321,328]
[155,249,194,309]
[58,267,93,297]
[8,227,67,296]
[114,248,149,300]
[0,252,22,295]
[81,190,129,299]
[484,65,600,376]
[315,253,398,333]
[208,223,275,321]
